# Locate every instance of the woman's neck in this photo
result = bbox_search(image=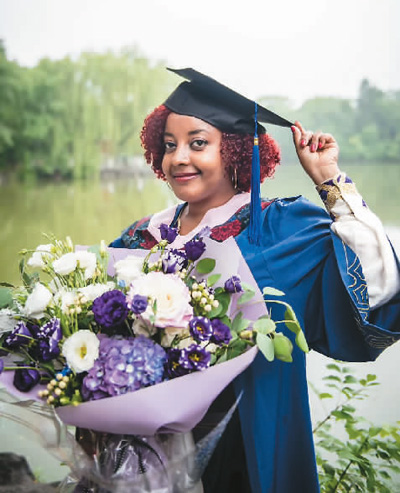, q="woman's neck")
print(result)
[178,192,239,236]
